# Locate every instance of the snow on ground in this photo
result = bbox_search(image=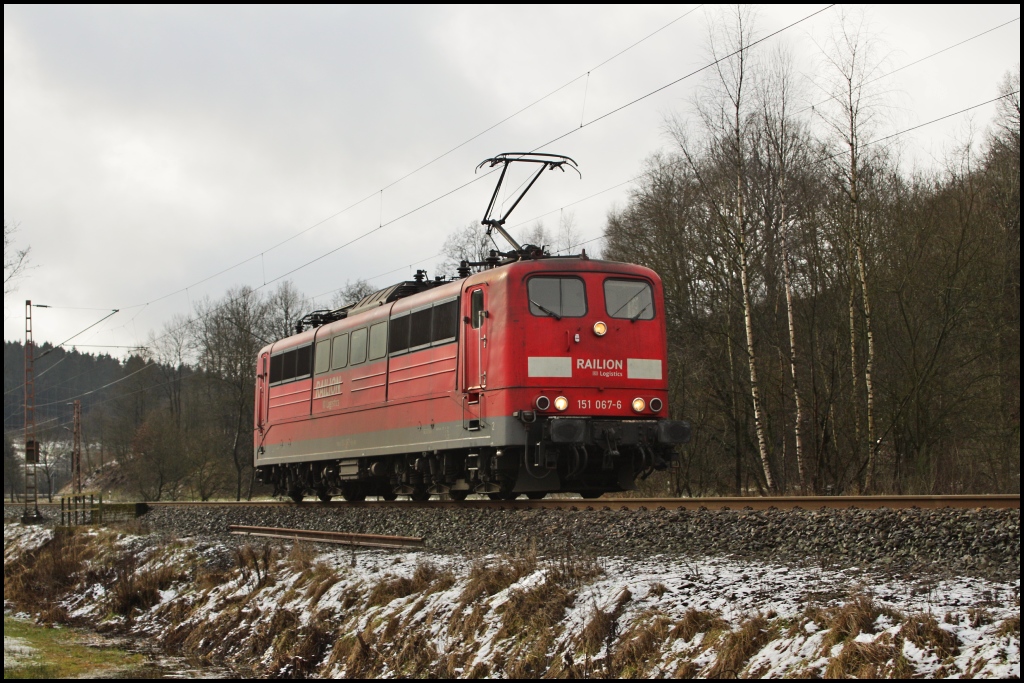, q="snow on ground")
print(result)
[4,522,1020,678]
